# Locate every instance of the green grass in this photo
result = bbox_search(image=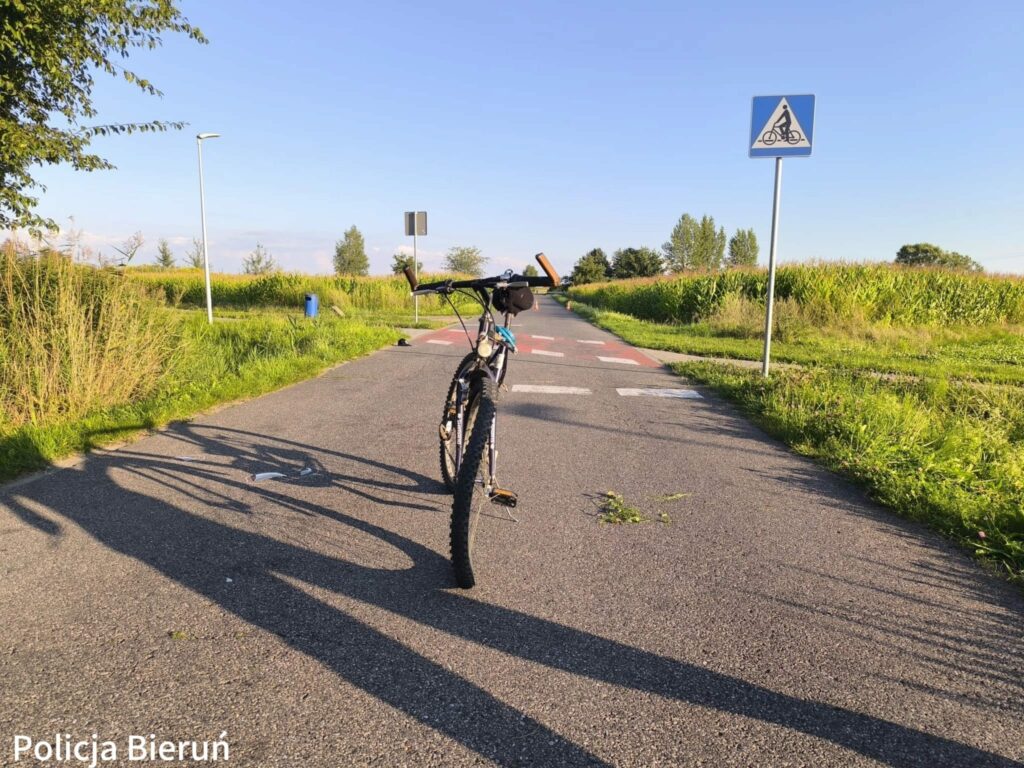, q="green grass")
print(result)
[673,362,1024,581]
[563,299,1024,386]
[0,311,398,483]
[560,281,1024,581]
